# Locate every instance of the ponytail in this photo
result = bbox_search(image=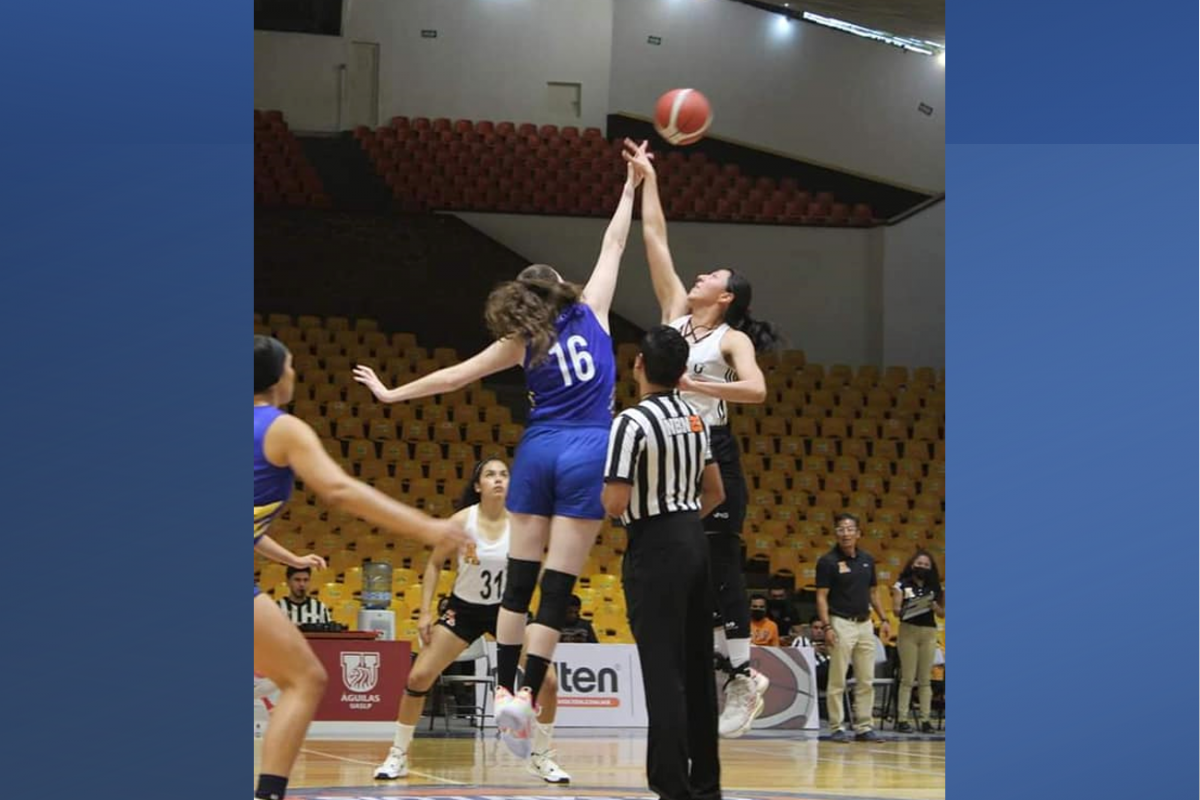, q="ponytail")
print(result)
[724,270,785,353]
